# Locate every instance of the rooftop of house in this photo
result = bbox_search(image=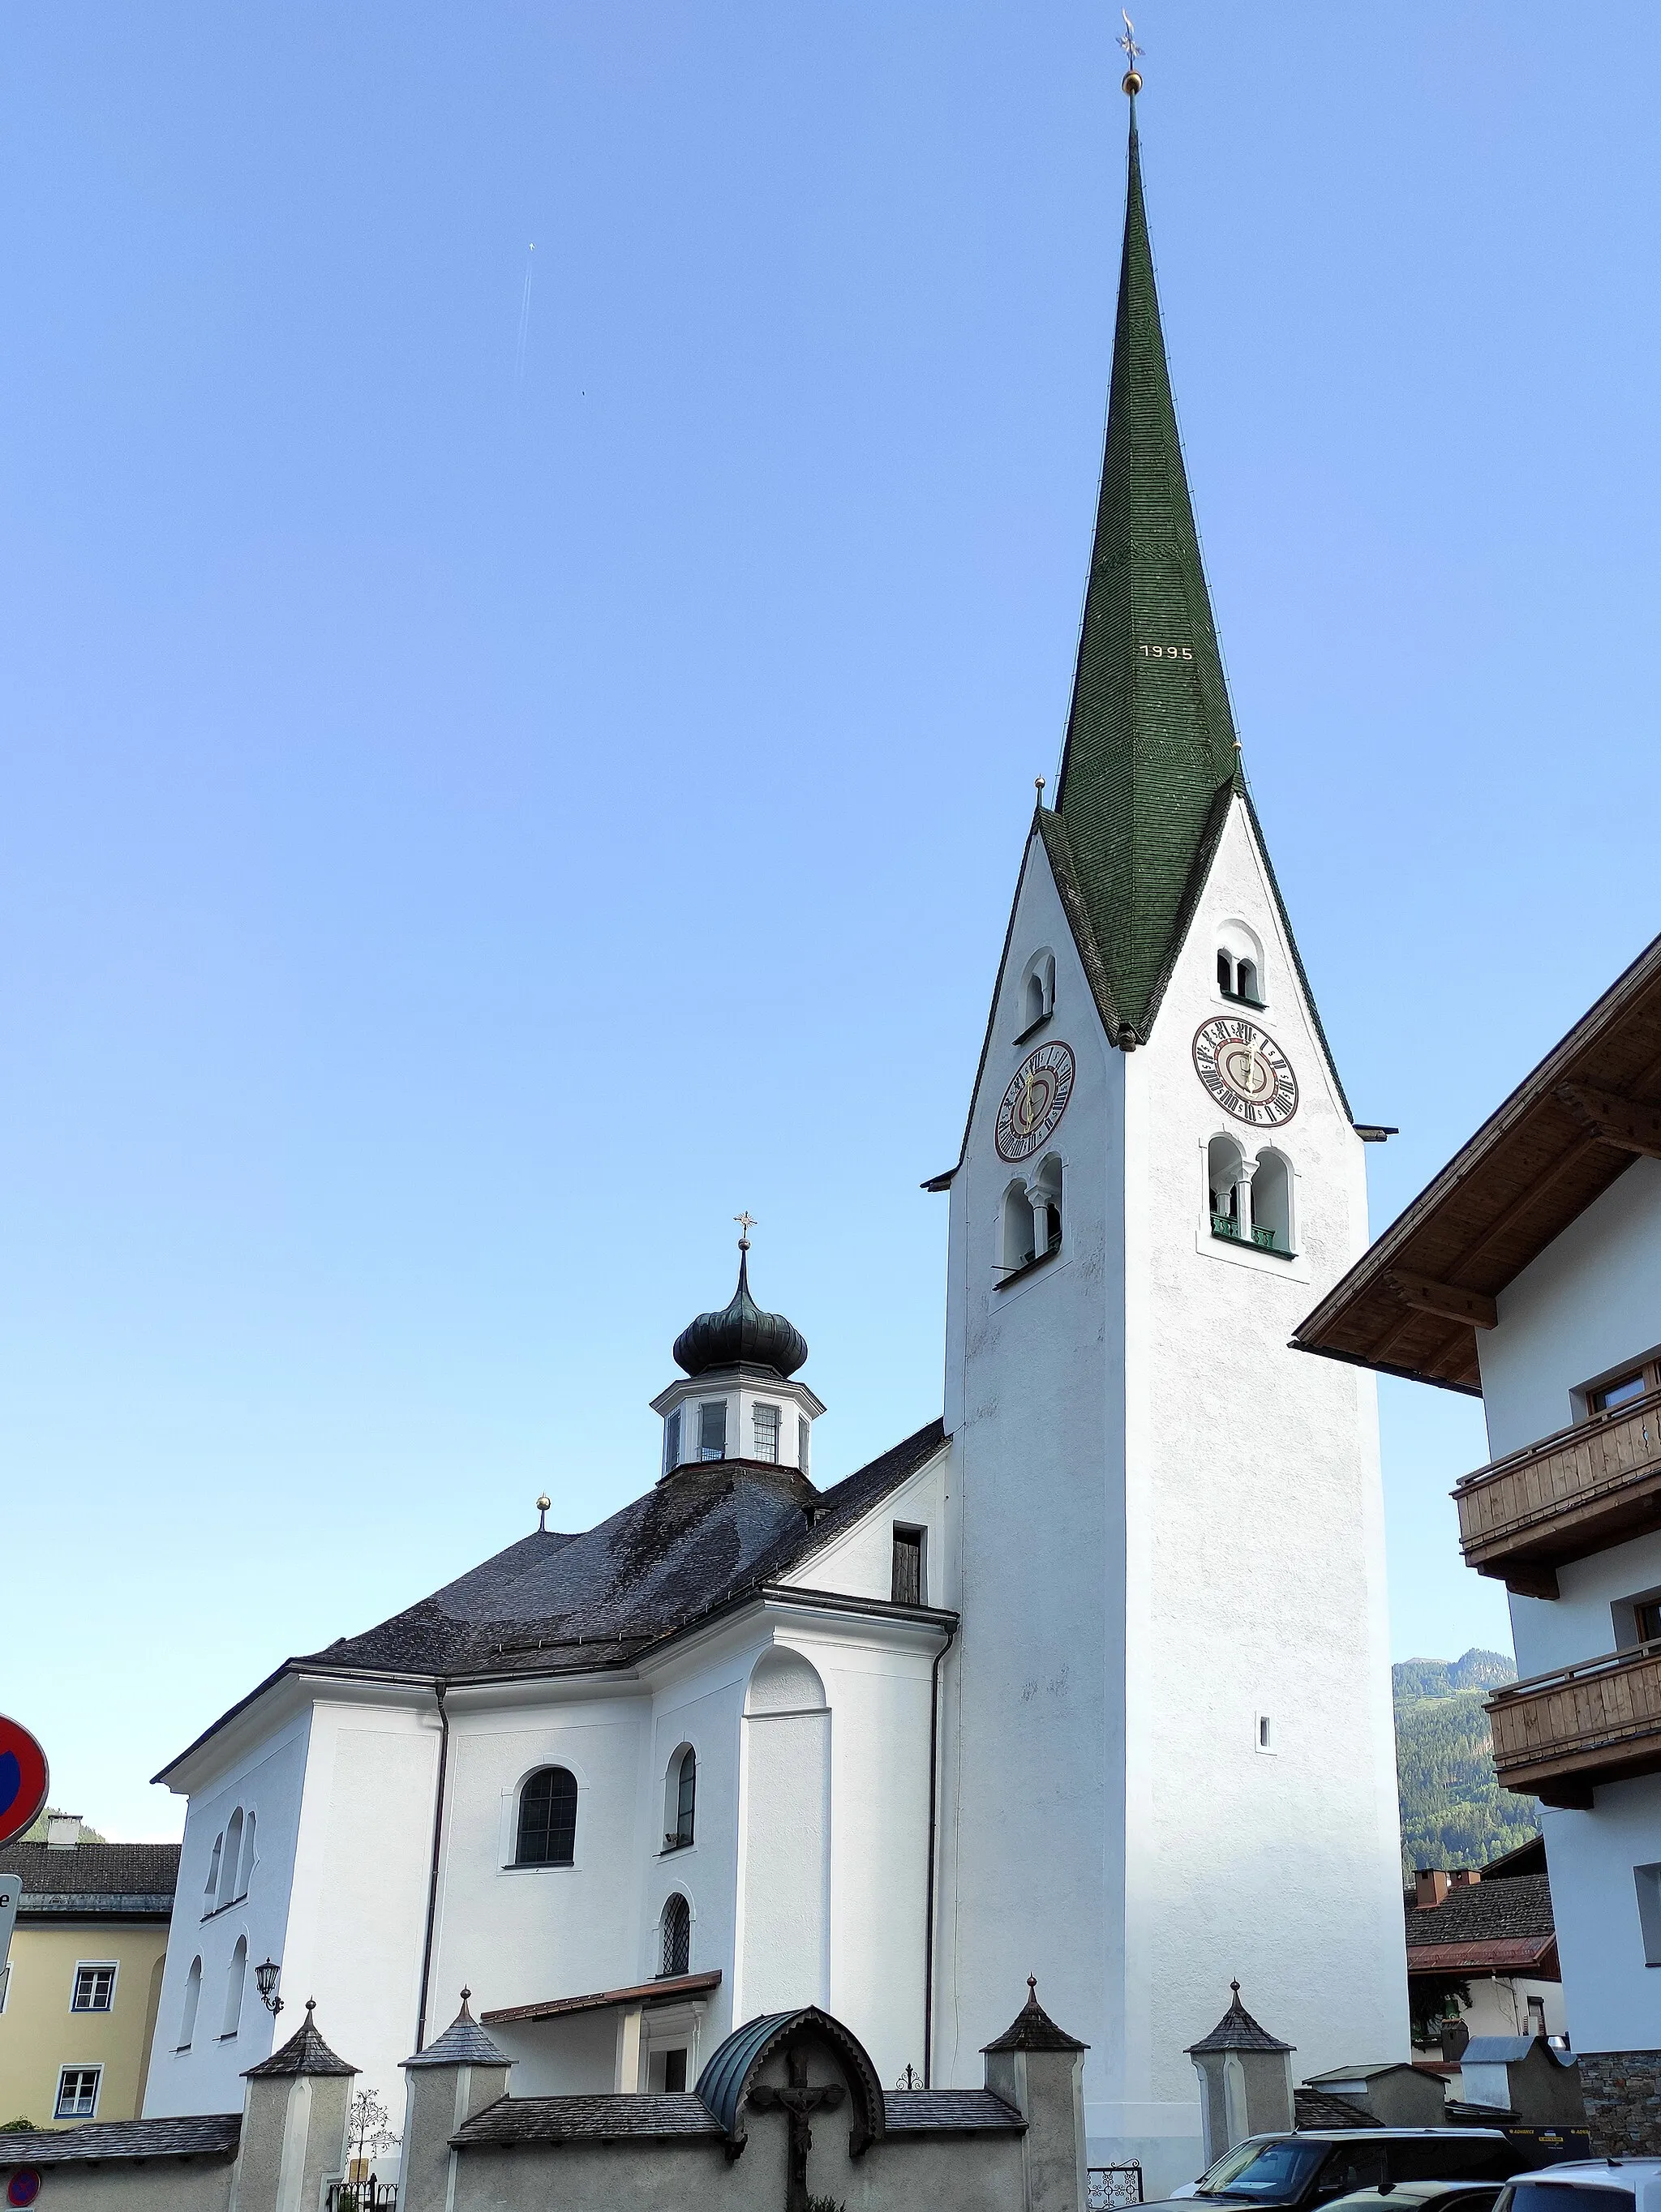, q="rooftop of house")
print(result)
[158,1417,948,1778]
[10,1836,180,1918]
[1403,1871,1557,1974]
